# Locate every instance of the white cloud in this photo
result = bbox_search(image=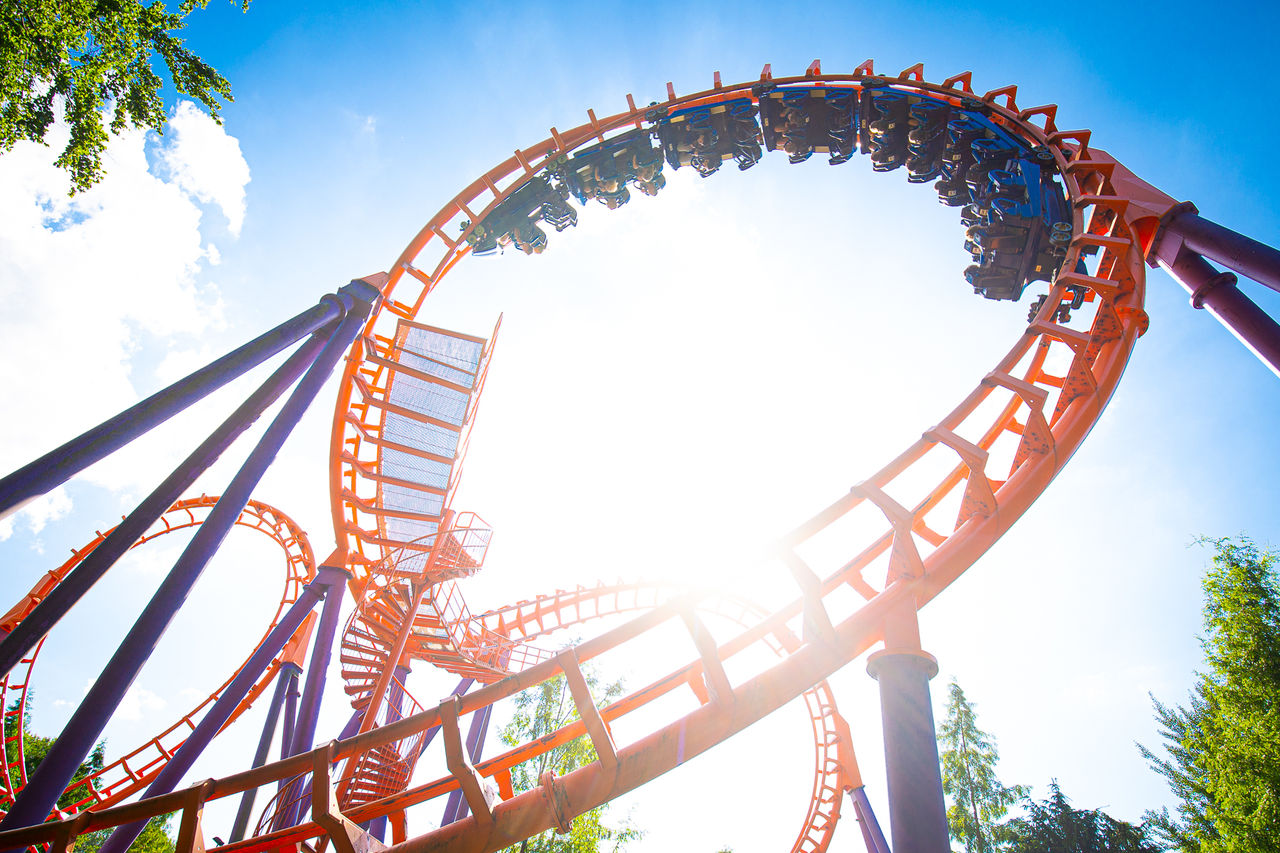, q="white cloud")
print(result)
[0,101,250,529]
[158,101,251,236]
[117,686,167,722]
[0,489,72,542]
